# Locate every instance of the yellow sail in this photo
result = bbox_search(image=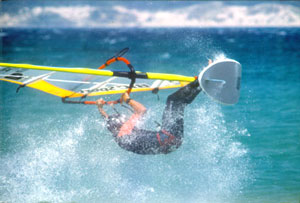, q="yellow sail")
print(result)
[0,62,194,98]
